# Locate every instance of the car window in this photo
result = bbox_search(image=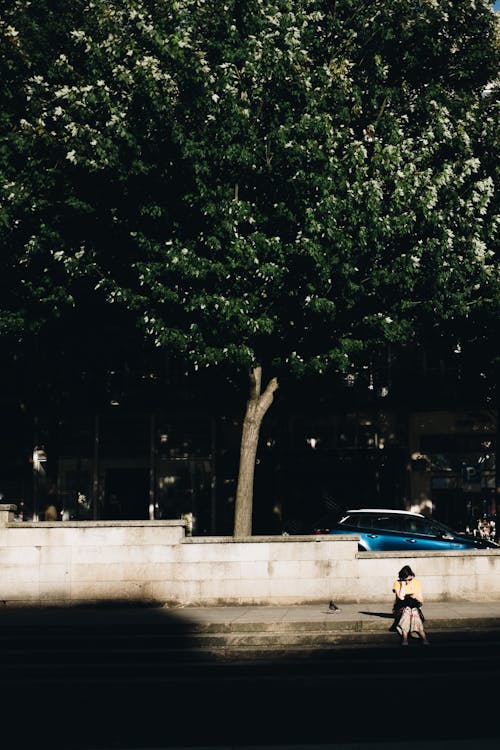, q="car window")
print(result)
[371,515,402,532]
[402,517,438,536]
[342,514,403,531]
